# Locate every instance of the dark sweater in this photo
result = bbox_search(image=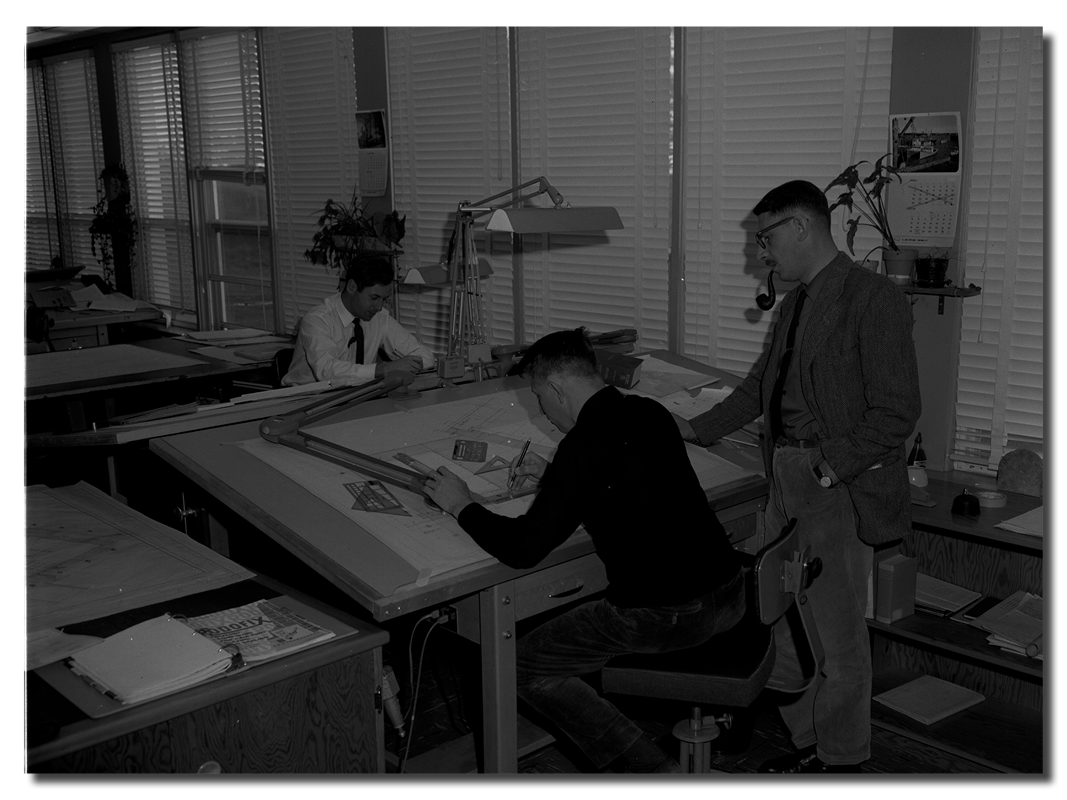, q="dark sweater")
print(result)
[457,386,741,608]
